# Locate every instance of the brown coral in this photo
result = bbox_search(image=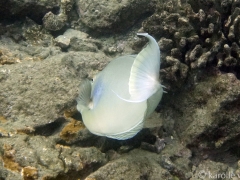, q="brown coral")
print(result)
[140,0,240,90]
